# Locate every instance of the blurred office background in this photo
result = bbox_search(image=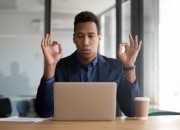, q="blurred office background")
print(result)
[0,0,180,116]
